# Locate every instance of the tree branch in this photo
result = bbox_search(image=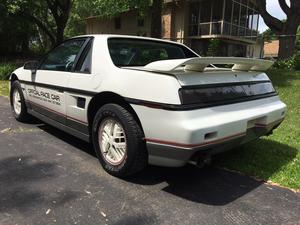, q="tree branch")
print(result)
[250,0,283,33]
[278,0,291,16]
[290,0,300,14]
[45,0,59,22]
[21,11,56,46]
